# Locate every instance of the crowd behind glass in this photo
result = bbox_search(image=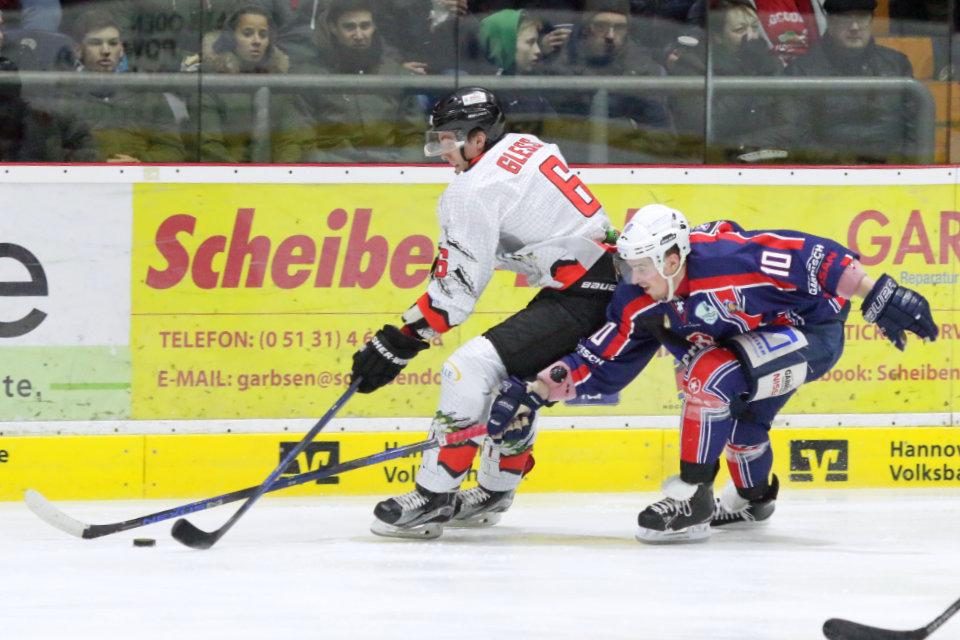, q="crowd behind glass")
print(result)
[0,0,954,164]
